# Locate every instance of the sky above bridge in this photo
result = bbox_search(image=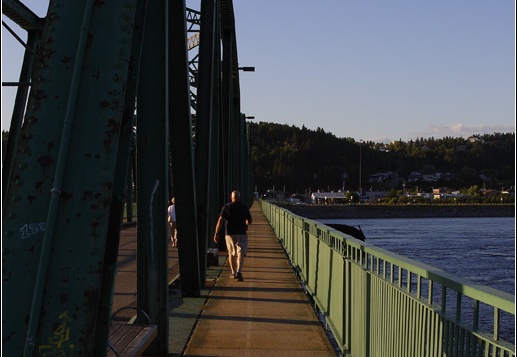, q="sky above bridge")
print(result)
[234,1,515,142]
[2,1,515,143]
